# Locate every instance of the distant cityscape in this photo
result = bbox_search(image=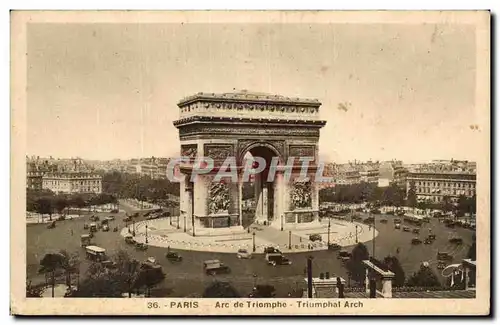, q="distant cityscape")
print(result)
[26,155,477,204]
